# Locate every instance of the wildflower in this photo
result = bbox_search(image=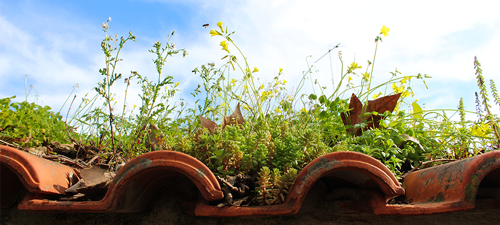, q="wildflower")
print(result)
[102,23,109,30]
[133,105,137,108]
[471,123,490,137]
[391,83,404,93]
[259,84,264,90]
[210,29,222,37]
[279,68,283,74]
[348,76,353,82]
[220,40,230,53]
[349,62,362,70]
[231,79,236,86]
[372,92,382,99]
[217,21,223,31]
[244,68,250,73]
[275,108,282,113]
[380,25,390,37]
[253,67,259,73]
[174,82,179,87]
[301,108,308,113]
[400,78,407,85]
[362,72,370,81]
[282,79,287,85]
[244,85,248,92]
